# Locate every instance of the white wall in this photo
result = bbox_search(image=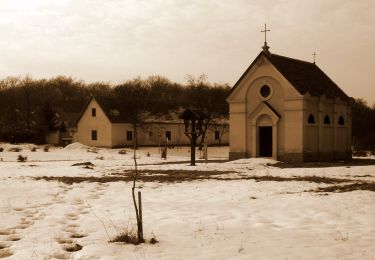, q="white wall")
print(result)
[76,98,113,147]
